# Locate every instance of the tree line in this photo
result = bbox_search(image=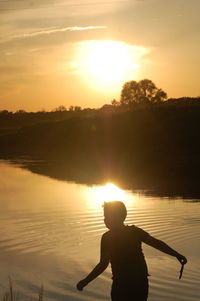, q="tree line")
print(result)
[1,78,200,195]
[1,79,200,116]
